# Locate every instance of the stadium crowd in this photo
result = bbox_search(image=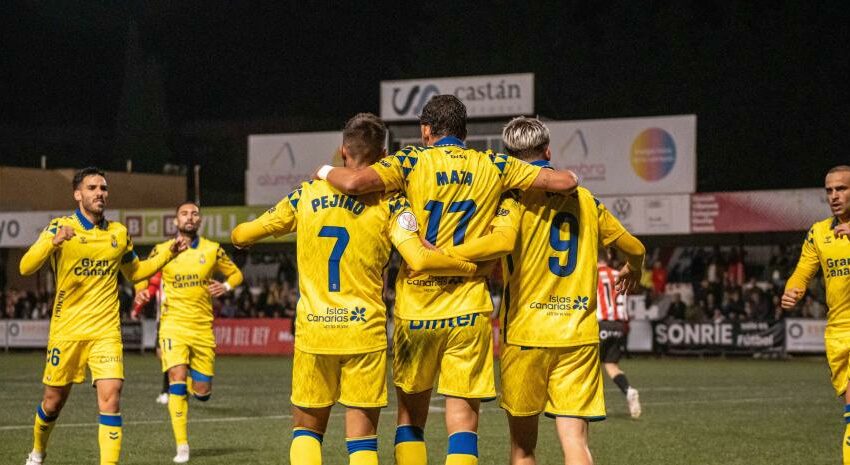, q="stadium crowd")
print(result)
[1,243,827,324]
